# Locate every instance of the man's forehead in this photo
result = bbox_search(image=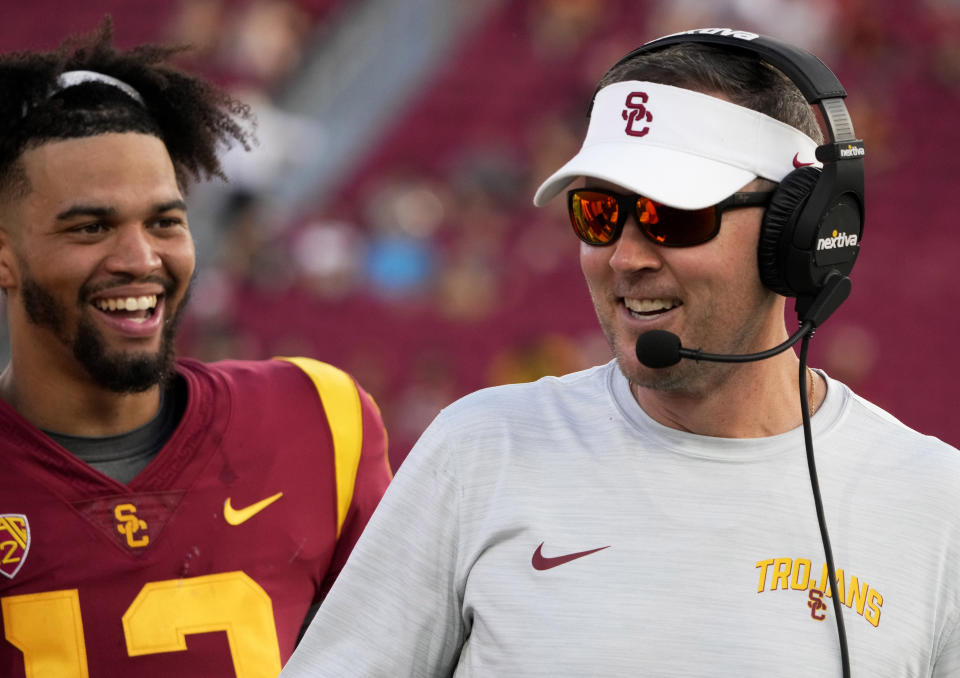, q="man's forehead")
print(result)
[19,132,175,183]
[21,131,169,161]
[14,133,182,212]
